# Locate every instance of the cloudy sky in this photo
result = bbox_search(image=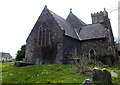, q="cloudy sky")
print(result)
[0,0,119,57]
